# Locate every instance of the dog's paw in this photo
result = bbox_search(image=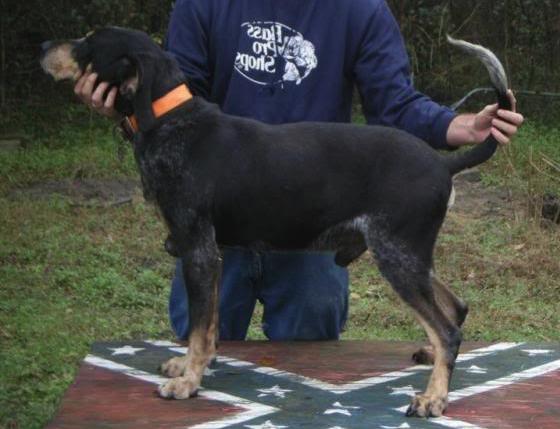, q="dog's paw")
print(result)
[158,377,199,399]
[412,345,435,365]
[160,356,188,378]
[406,394,448,418]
